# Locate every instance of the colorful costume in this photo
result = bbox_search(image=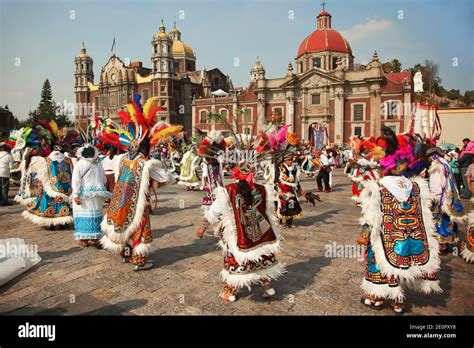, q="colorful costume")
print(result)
[22,151,74,227]
[359,176,441,309]
[196,118,289,301]
[358,127,442,313]
[71,145,110,245]
[178,146,201,189]
[428,154,465,254]
[101,152,169,268]
[198,130,226,210]
[99,95,175,271]
[300,145,317,178]
[204,178,285,300]
[277,161,302,225]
